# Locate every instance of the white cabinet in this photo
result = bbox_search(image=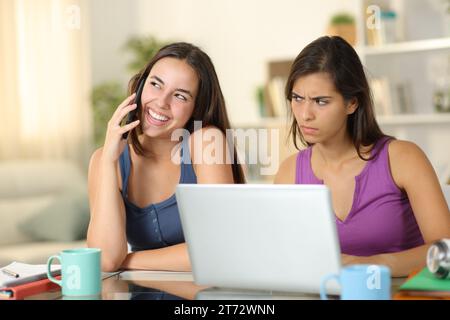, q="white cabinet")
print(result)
[356,0,450,183]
